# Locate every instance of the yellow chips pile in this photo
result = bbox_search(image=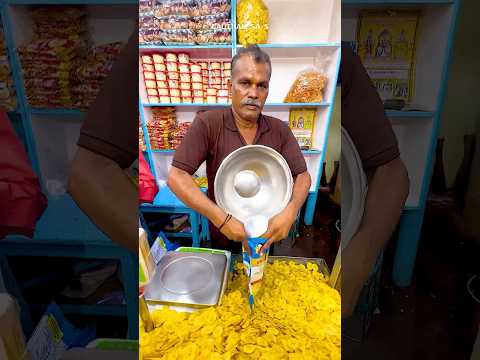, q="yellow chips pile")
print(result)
[140,260,340,360]
[237,0,269,46]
